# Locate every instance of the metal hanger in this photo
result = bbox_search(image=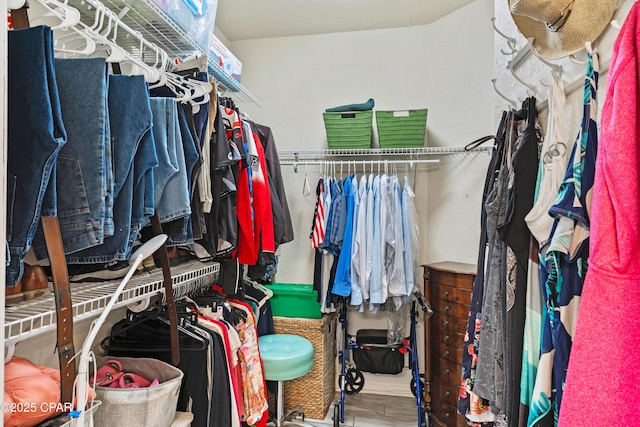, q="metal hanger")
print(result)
[302,161,311,197]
